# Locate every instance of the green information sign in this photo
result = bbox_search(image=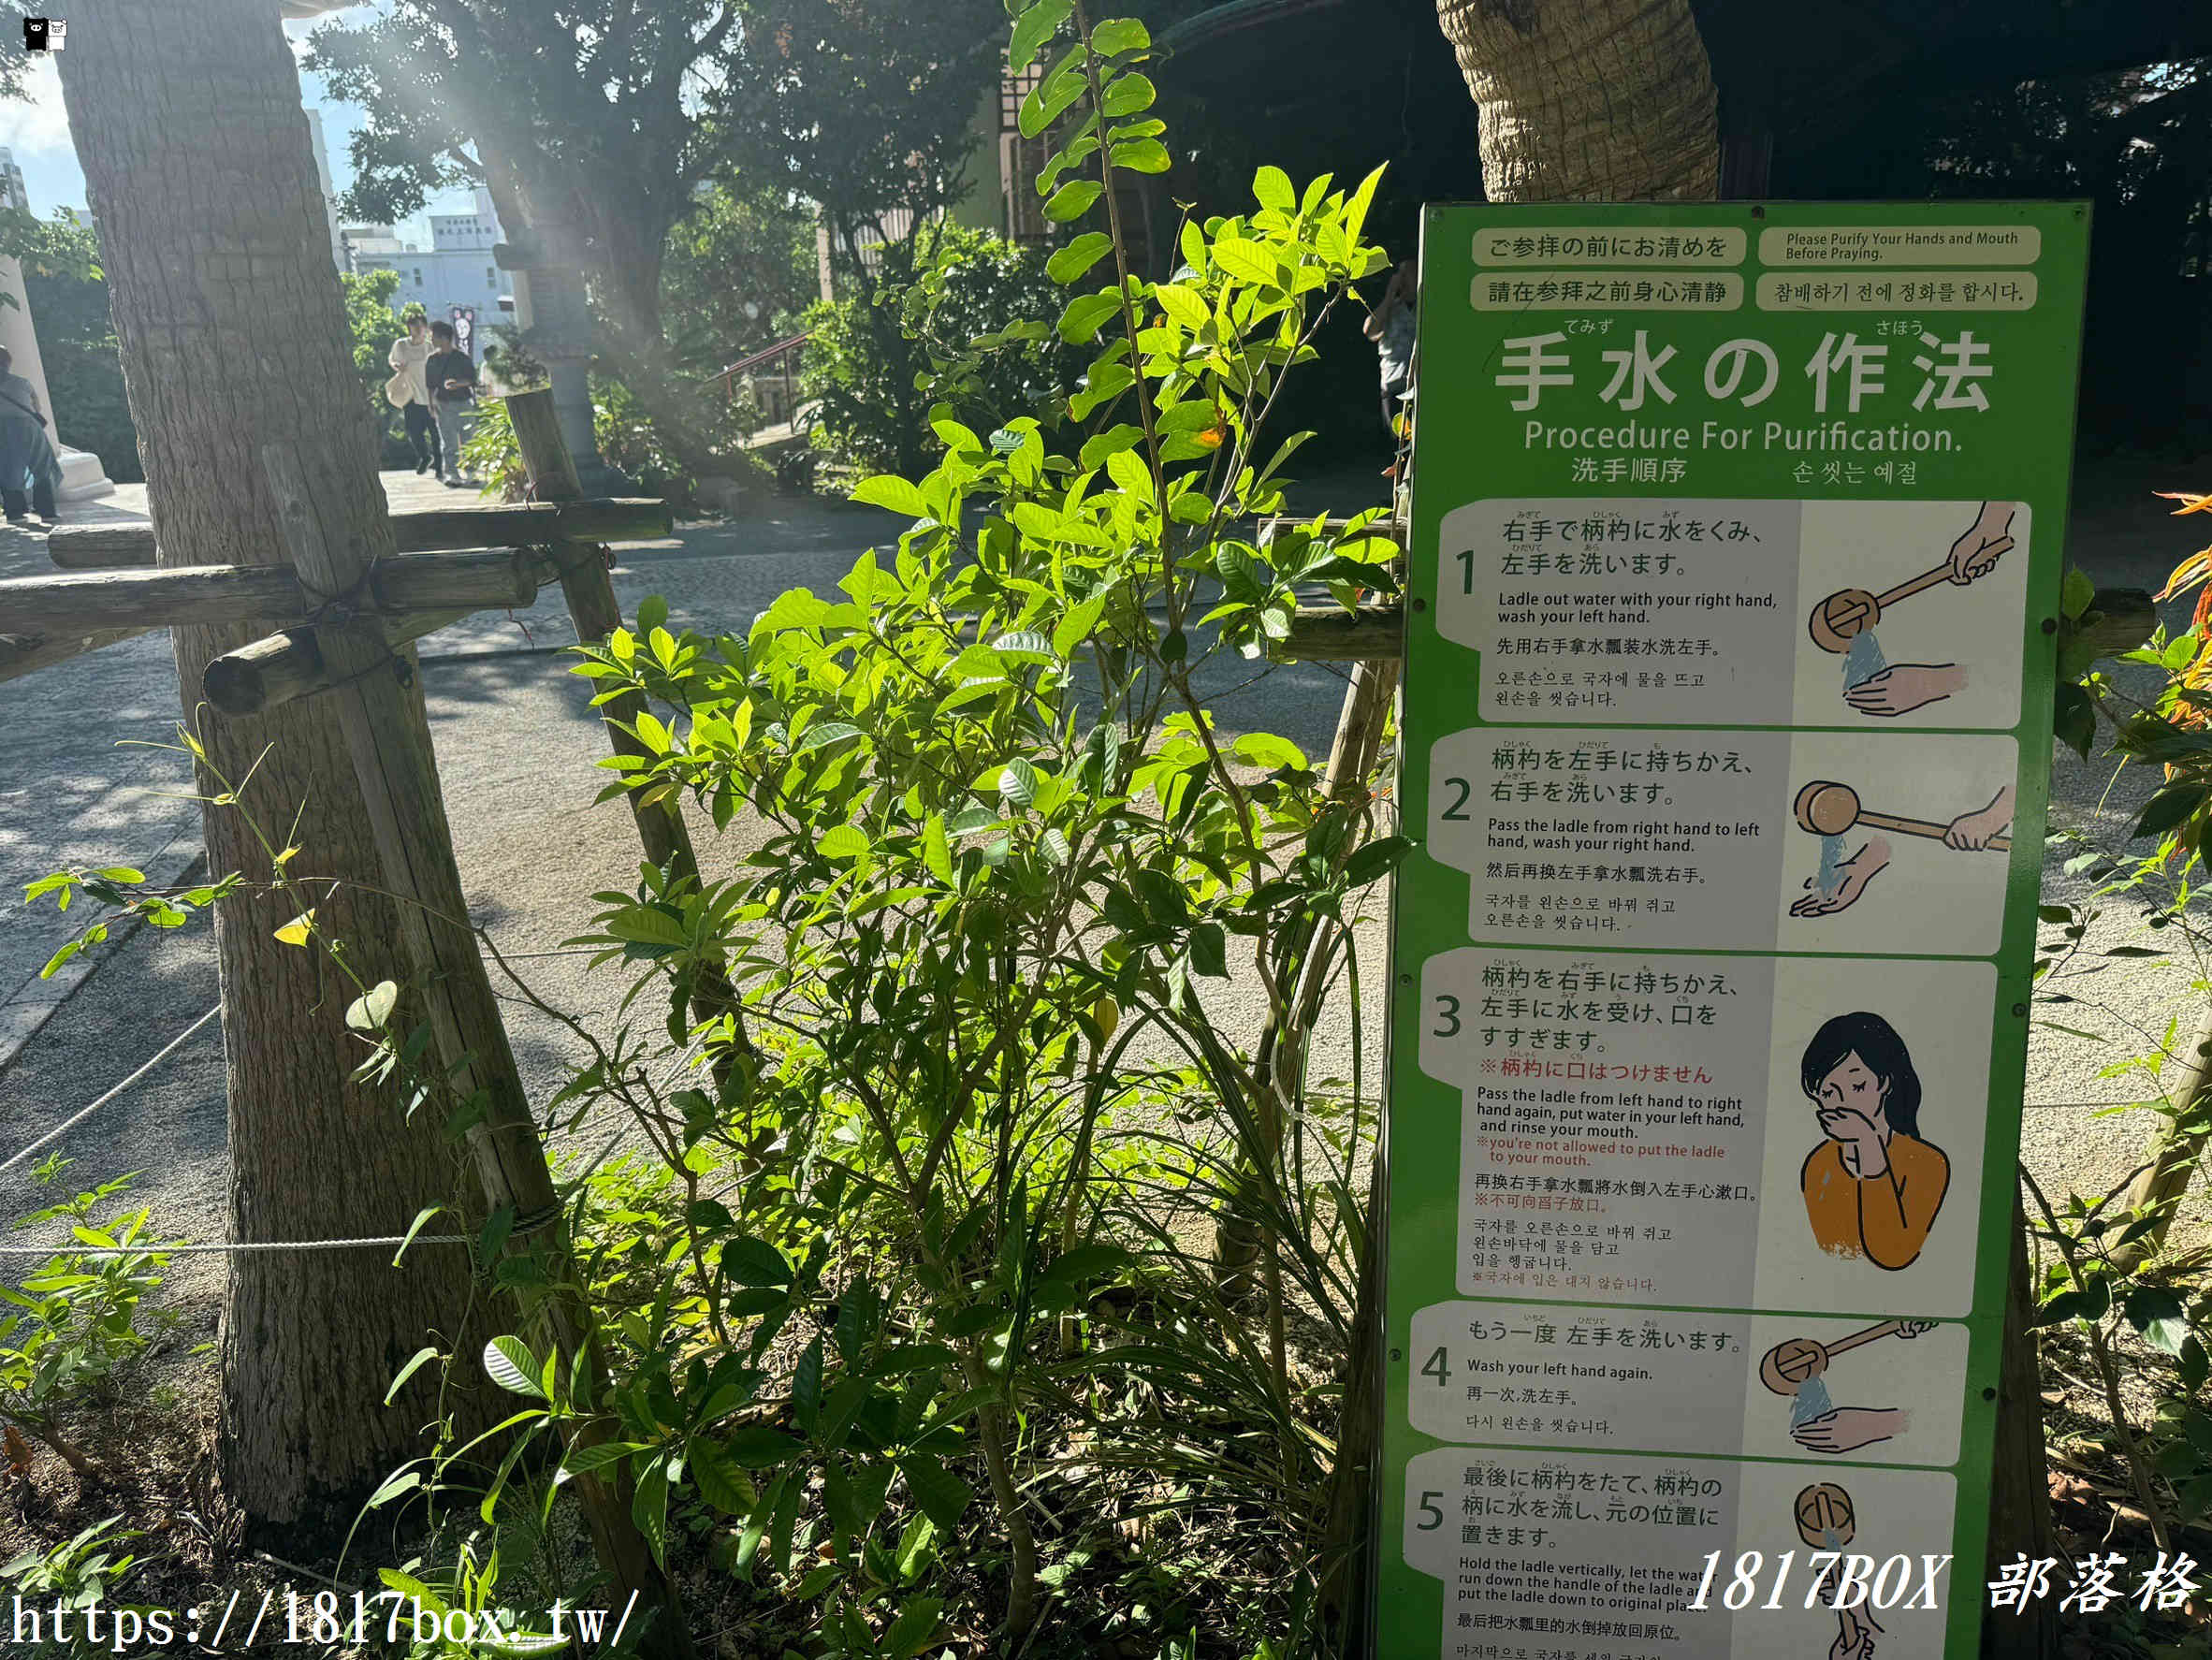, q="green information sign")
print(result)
[1380,201,2090,1660]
